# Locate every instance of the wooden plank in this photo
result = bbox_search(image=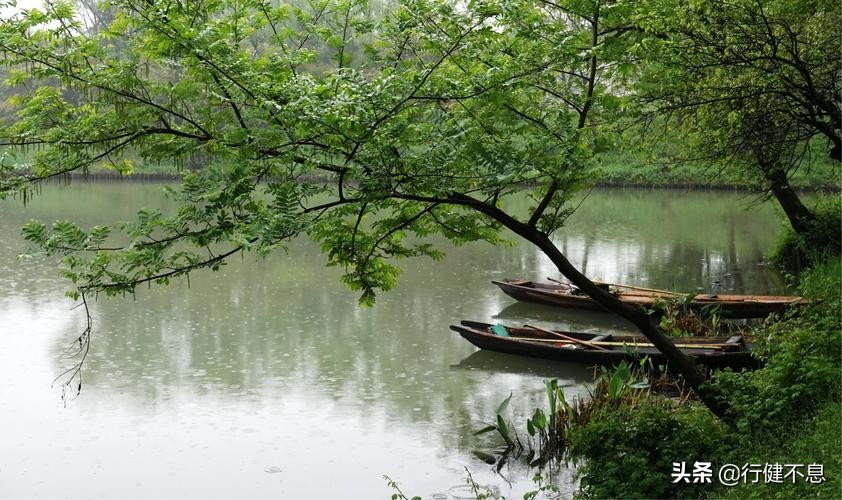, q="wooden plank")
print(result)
[524,324,610,351]
[502,335,729,350]
[593,280,678,296]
